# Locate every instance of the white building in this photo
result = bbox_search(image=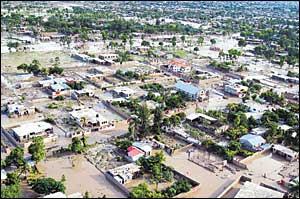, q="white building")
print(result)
[224,84,248,97]
[69,108,115,132]
[112,87,135,99]
[107,163,141,184]
[98,53,118,60]
[12,121,54,142]
[6,104,35,118]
